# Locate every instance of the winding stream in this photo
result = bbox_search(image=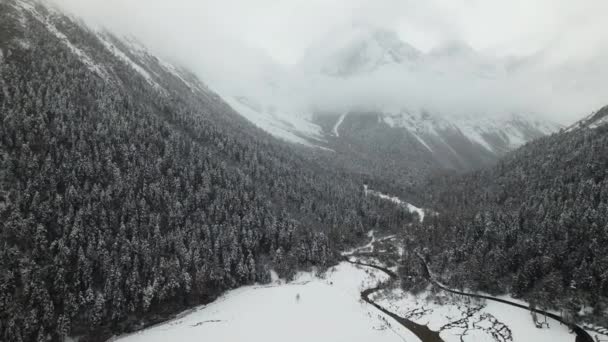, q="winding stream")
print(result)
[345,243,594,342]
[416,254,594,342]
[345,257,445,342]
[361,186,595,342]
